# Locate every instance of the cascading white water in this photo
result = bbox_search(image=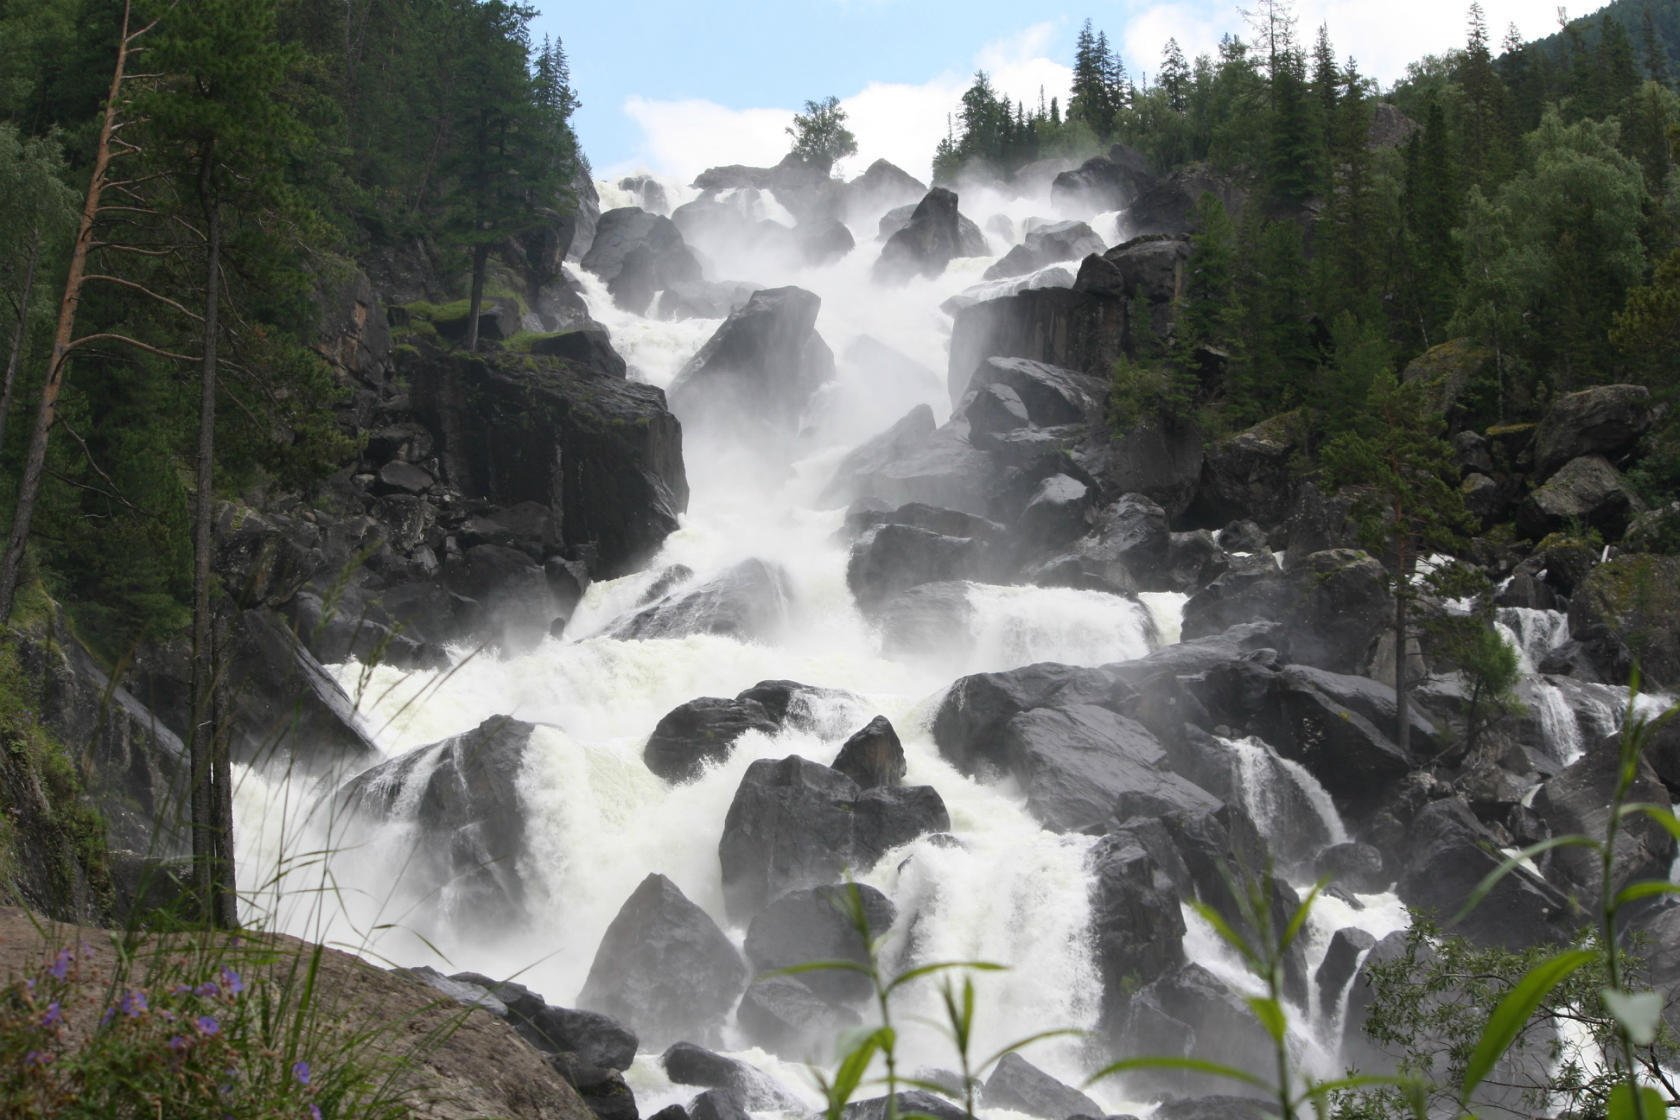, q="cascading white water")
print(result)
[1222,735,1349,850]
